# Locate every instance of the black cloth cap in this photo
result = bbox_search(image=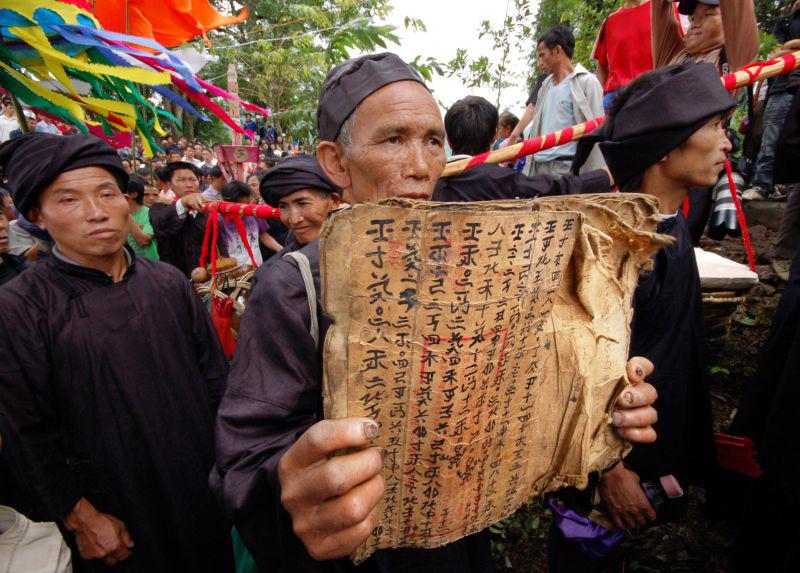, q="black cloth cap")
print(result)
[678,0,719,16]
[316,52,426,142]
[0,133,128,217]
[260,156,339,207]
[585,63,735,187]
